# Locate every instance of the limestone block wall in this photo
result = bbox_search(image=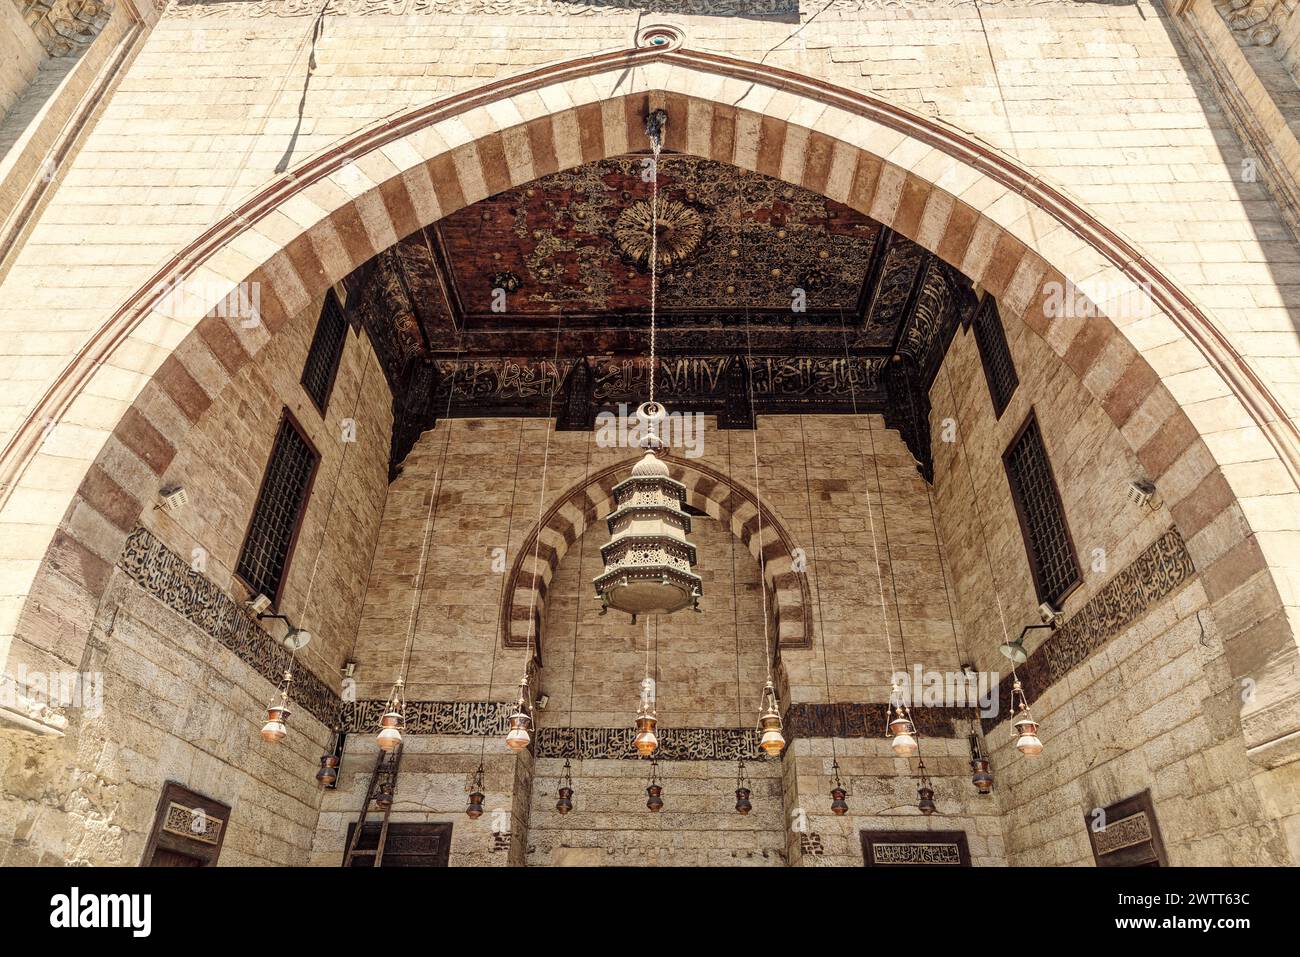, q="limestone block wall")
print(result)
[538,510,768,730]
[0,1,46,120]
[782,735,1008,868]
[350,414,962,708]
[928,299,1300,865]
[526,756,785,866]
[312,734,526,867]
[0,290,393,865]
